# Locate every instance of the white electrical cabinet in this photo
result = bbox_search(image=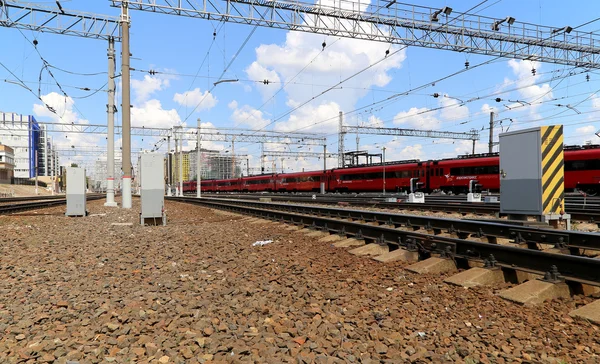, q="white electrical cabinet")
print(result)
[140,153,166,226]
[66,167,87,217]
